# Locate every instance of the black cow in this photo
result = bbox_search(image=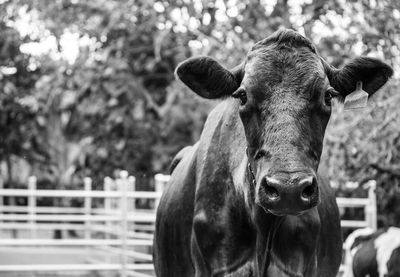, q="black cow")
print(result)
[154,29,393,277]
[343,227,400,277]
